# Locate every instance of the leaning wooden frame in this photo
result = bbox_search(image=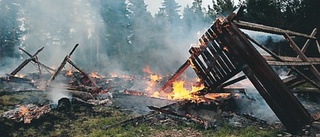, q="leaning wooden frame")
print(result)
[161,11,320,133]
